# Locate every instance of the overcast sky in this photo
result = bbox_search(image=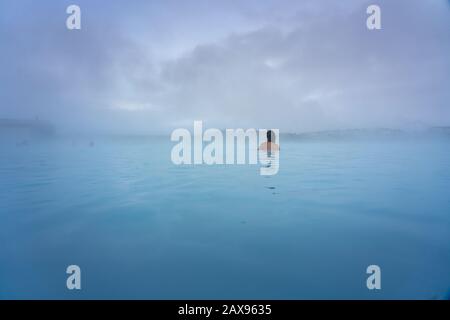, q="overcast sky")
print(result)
[0,0,449,134]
